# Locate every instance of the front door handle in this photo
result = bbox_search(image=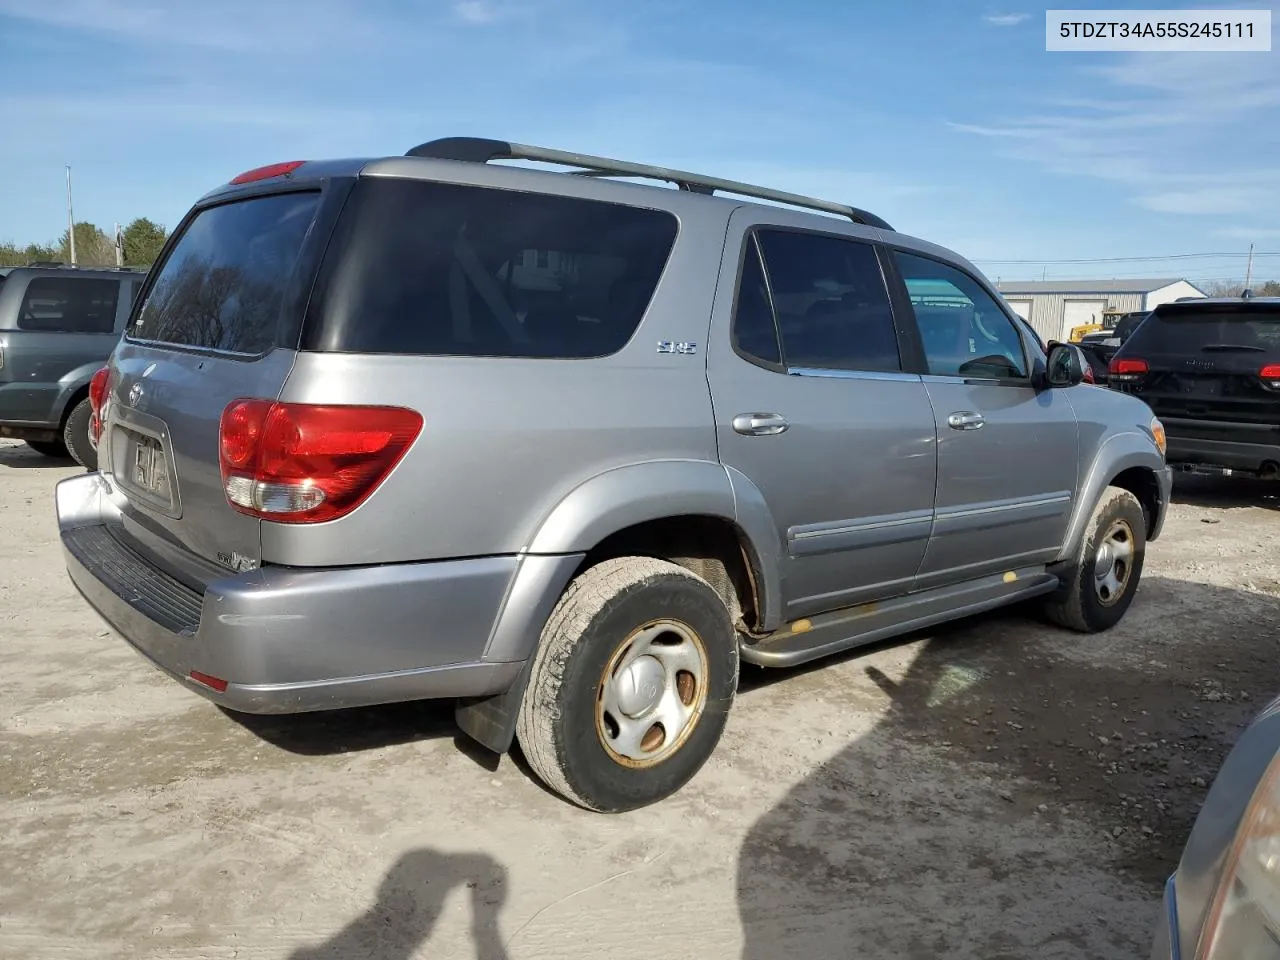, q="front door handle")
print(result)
[733,413,789,436]
[947,411,985,431]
